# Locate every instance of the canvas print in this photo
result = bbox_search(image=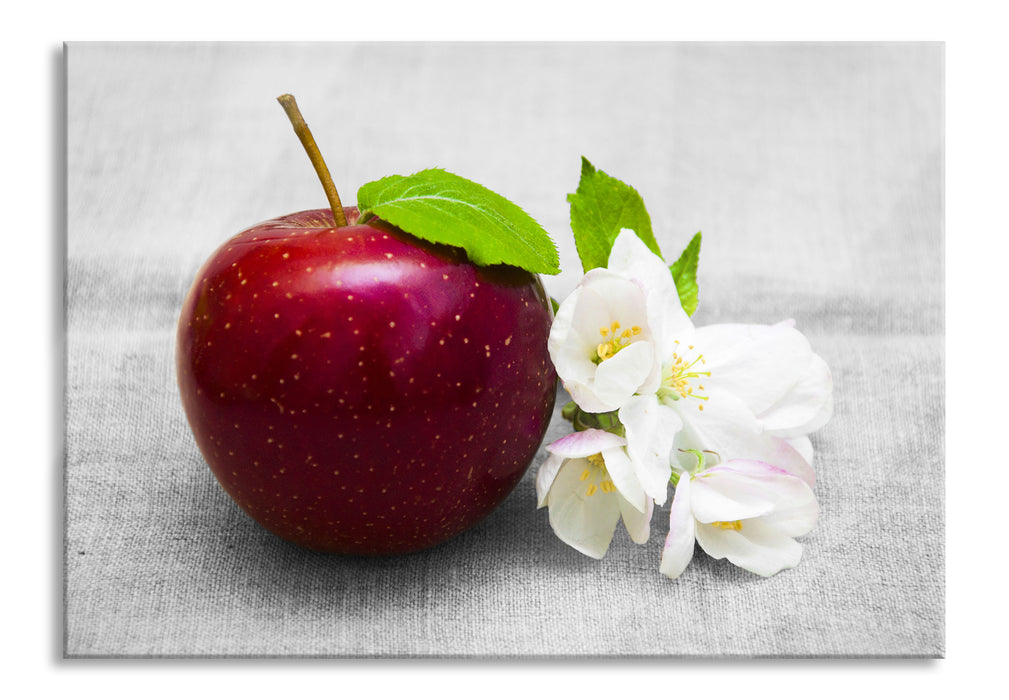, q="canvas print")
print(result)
[64,42,944,657]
